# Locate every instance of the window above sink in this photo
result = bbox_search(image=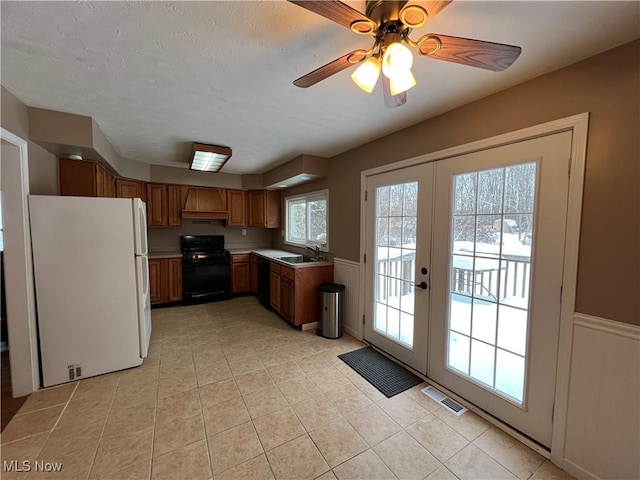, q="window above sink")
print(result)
[284,189,328,251]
